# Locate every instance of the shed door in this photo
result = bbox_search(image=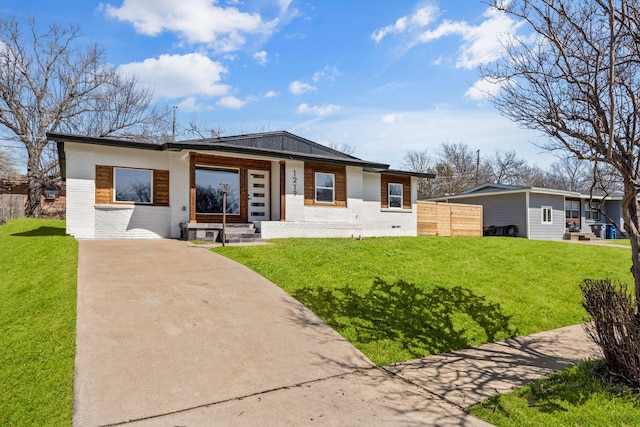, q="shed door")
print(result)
[248,170,270,222]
